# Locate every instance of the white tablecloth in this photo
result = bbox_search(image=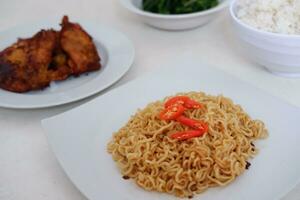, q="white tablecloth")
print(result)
[1,0,300,199]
